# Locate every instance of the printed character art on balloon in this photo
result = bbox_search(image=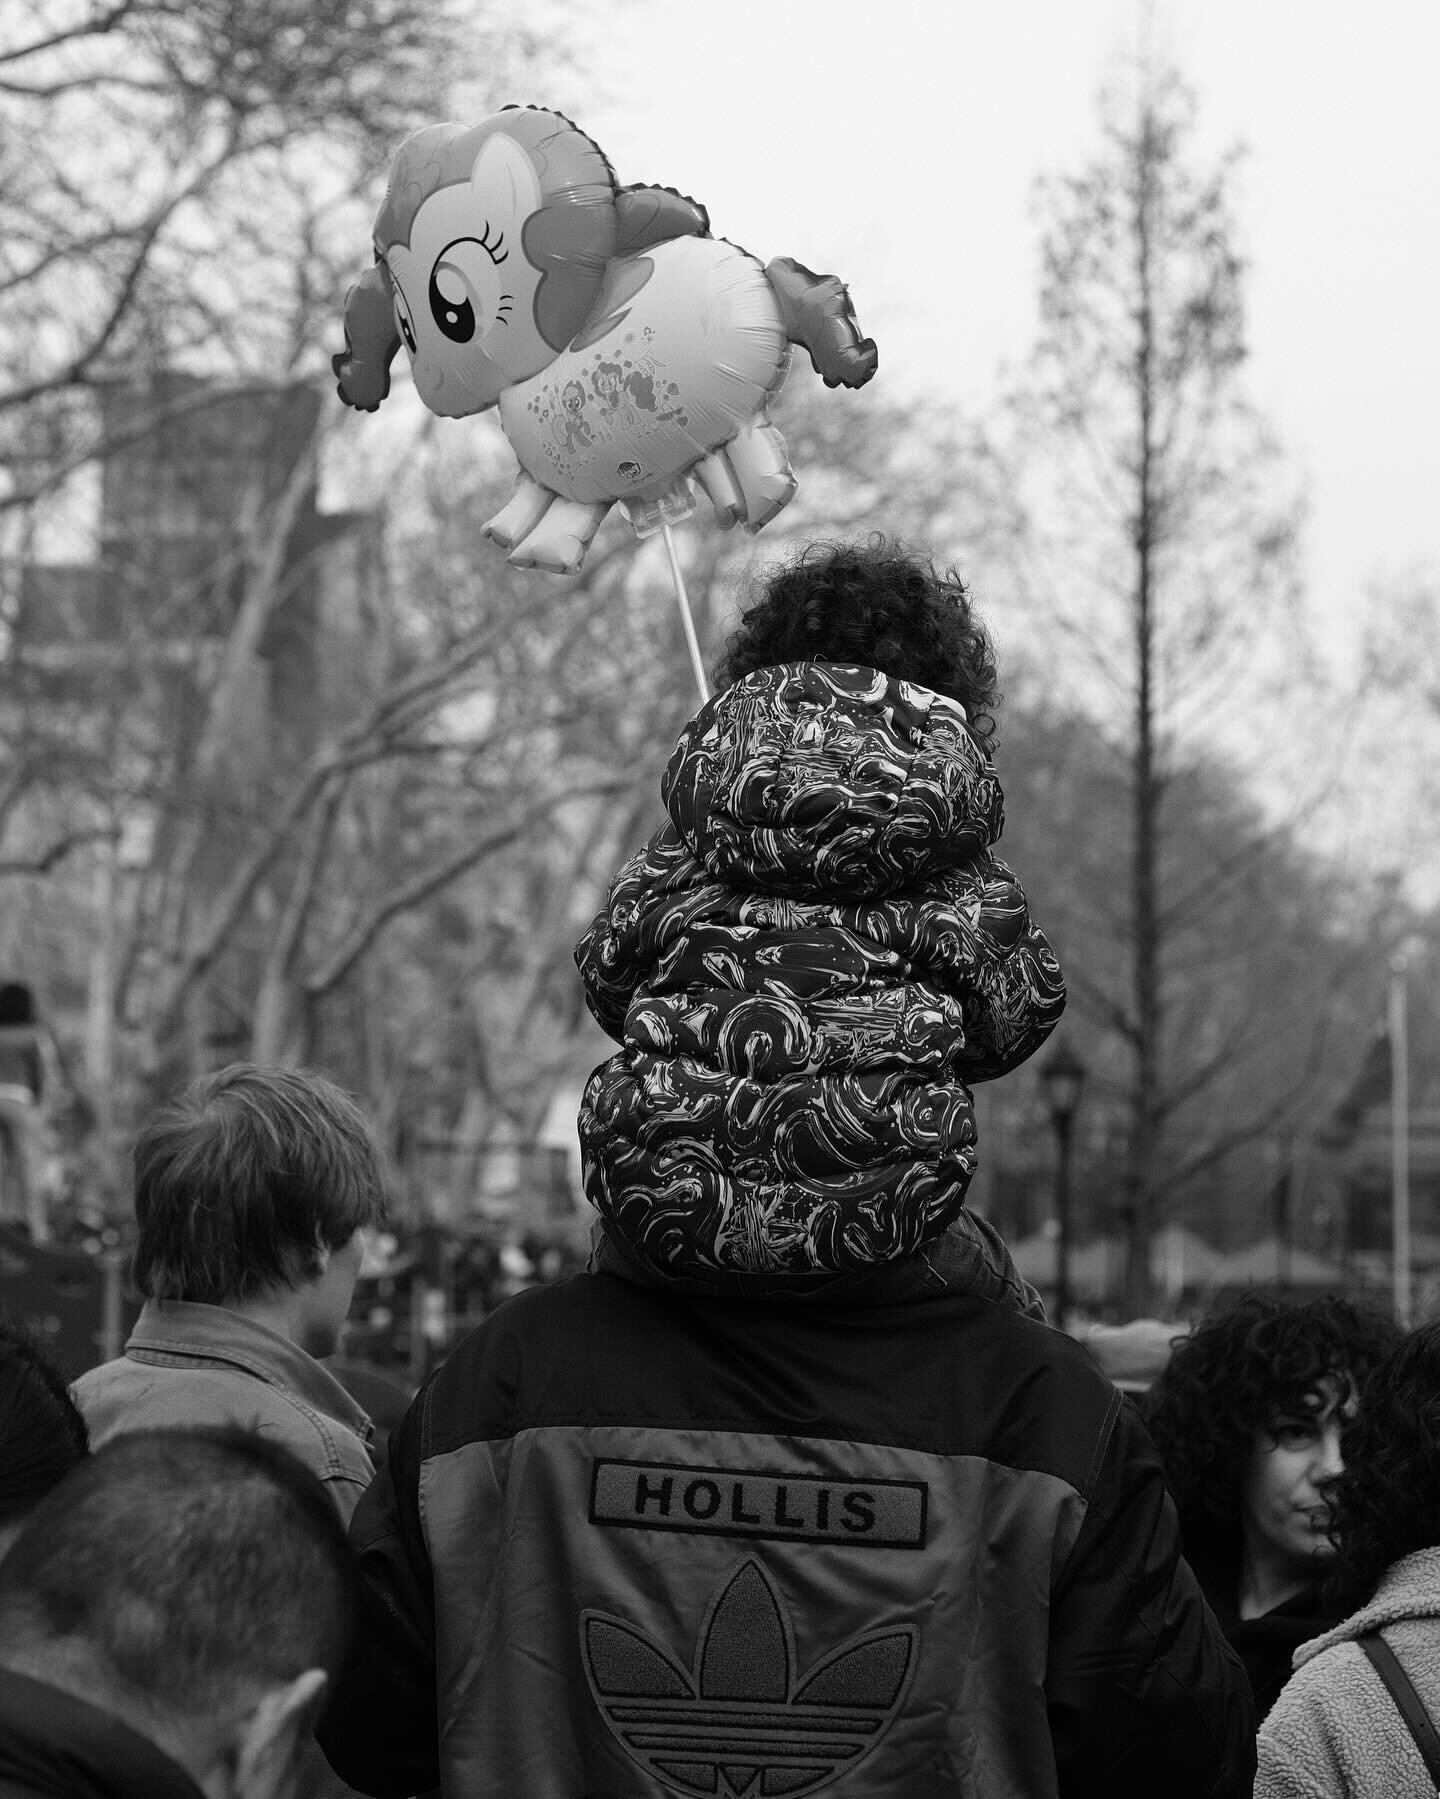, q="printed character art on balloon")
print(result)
[334,106,878,578]
[553,380,594,454]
